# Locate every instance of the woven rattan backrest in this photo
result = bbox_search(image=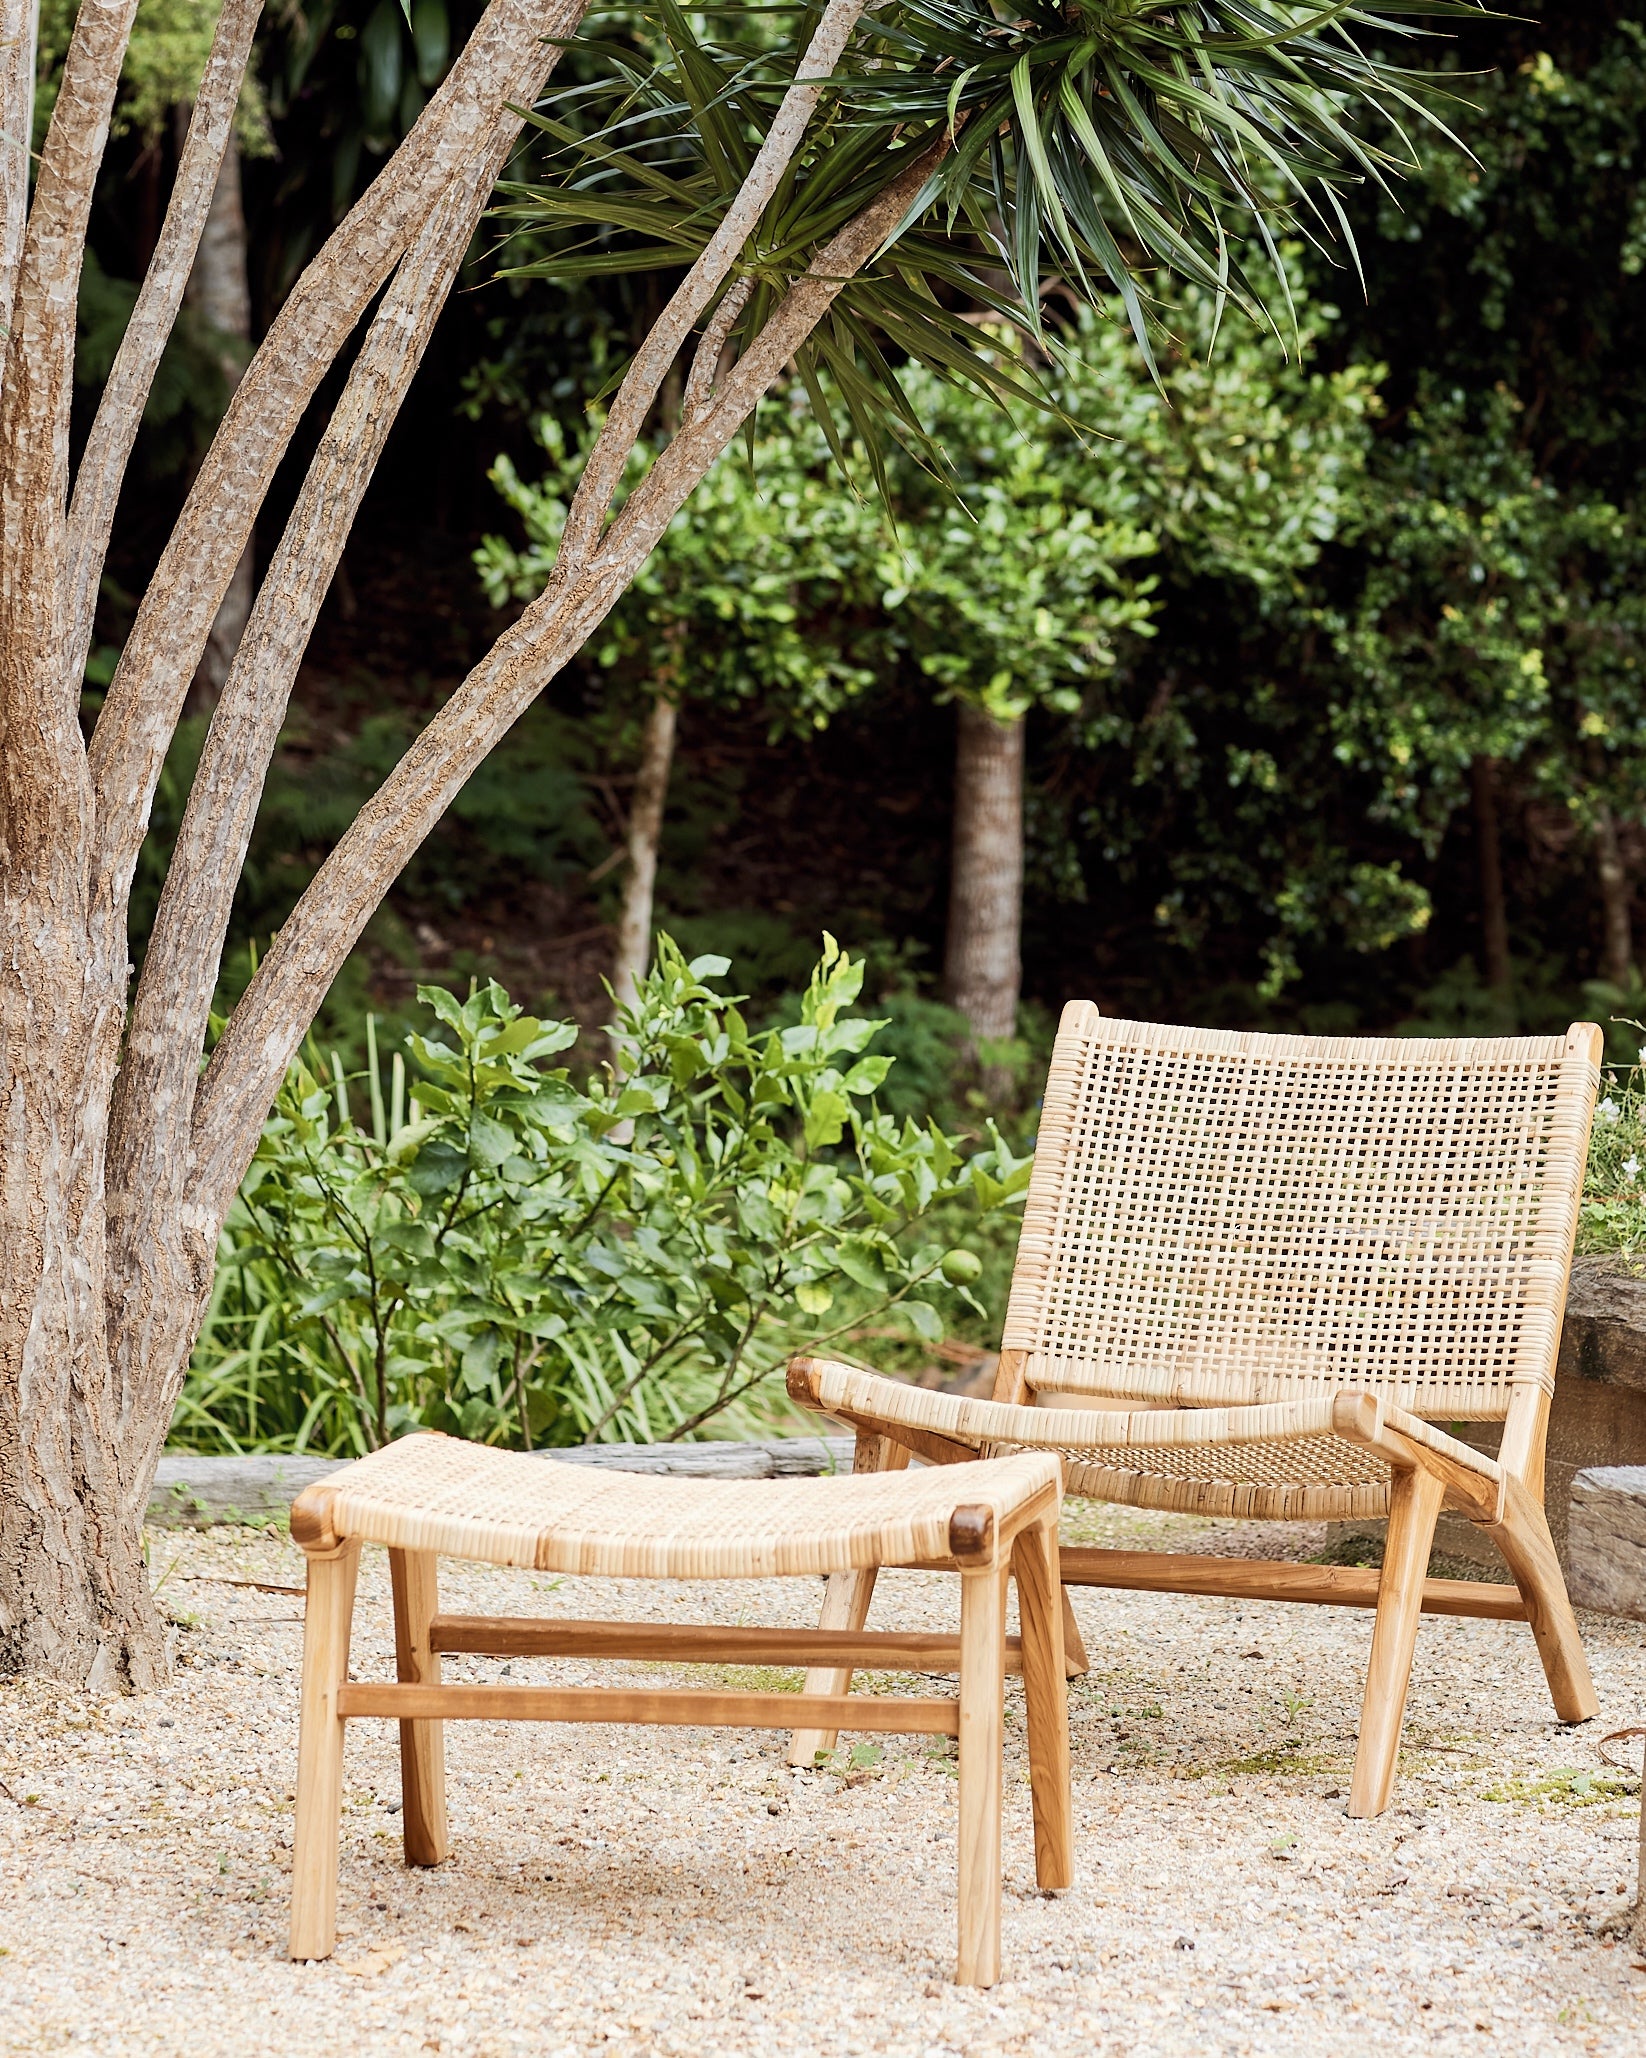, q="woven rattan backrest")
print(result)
[1002,1006,1601,1419]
